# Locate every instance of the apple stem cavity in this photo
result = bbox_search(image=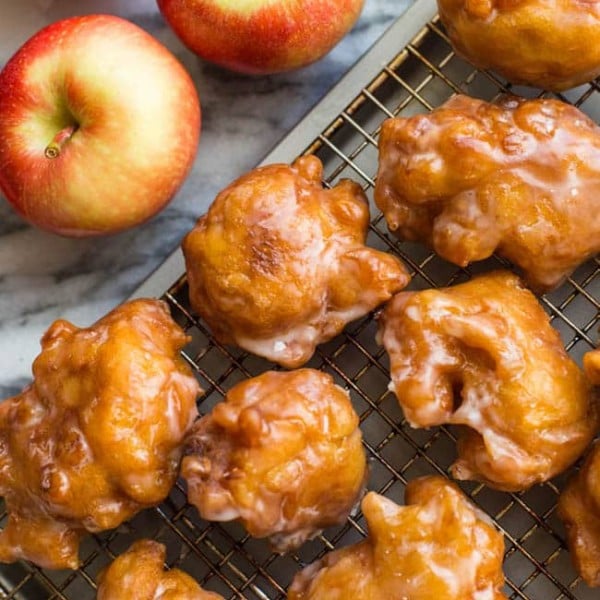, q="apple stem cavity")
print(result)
[45,124,79,159]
